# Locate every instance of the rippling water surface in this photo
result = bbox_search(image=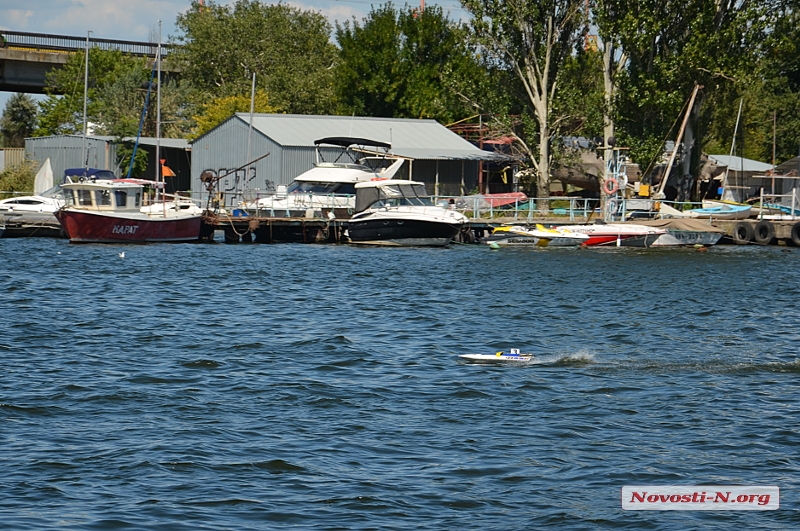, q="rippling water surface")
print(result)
[2,239,800,529]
